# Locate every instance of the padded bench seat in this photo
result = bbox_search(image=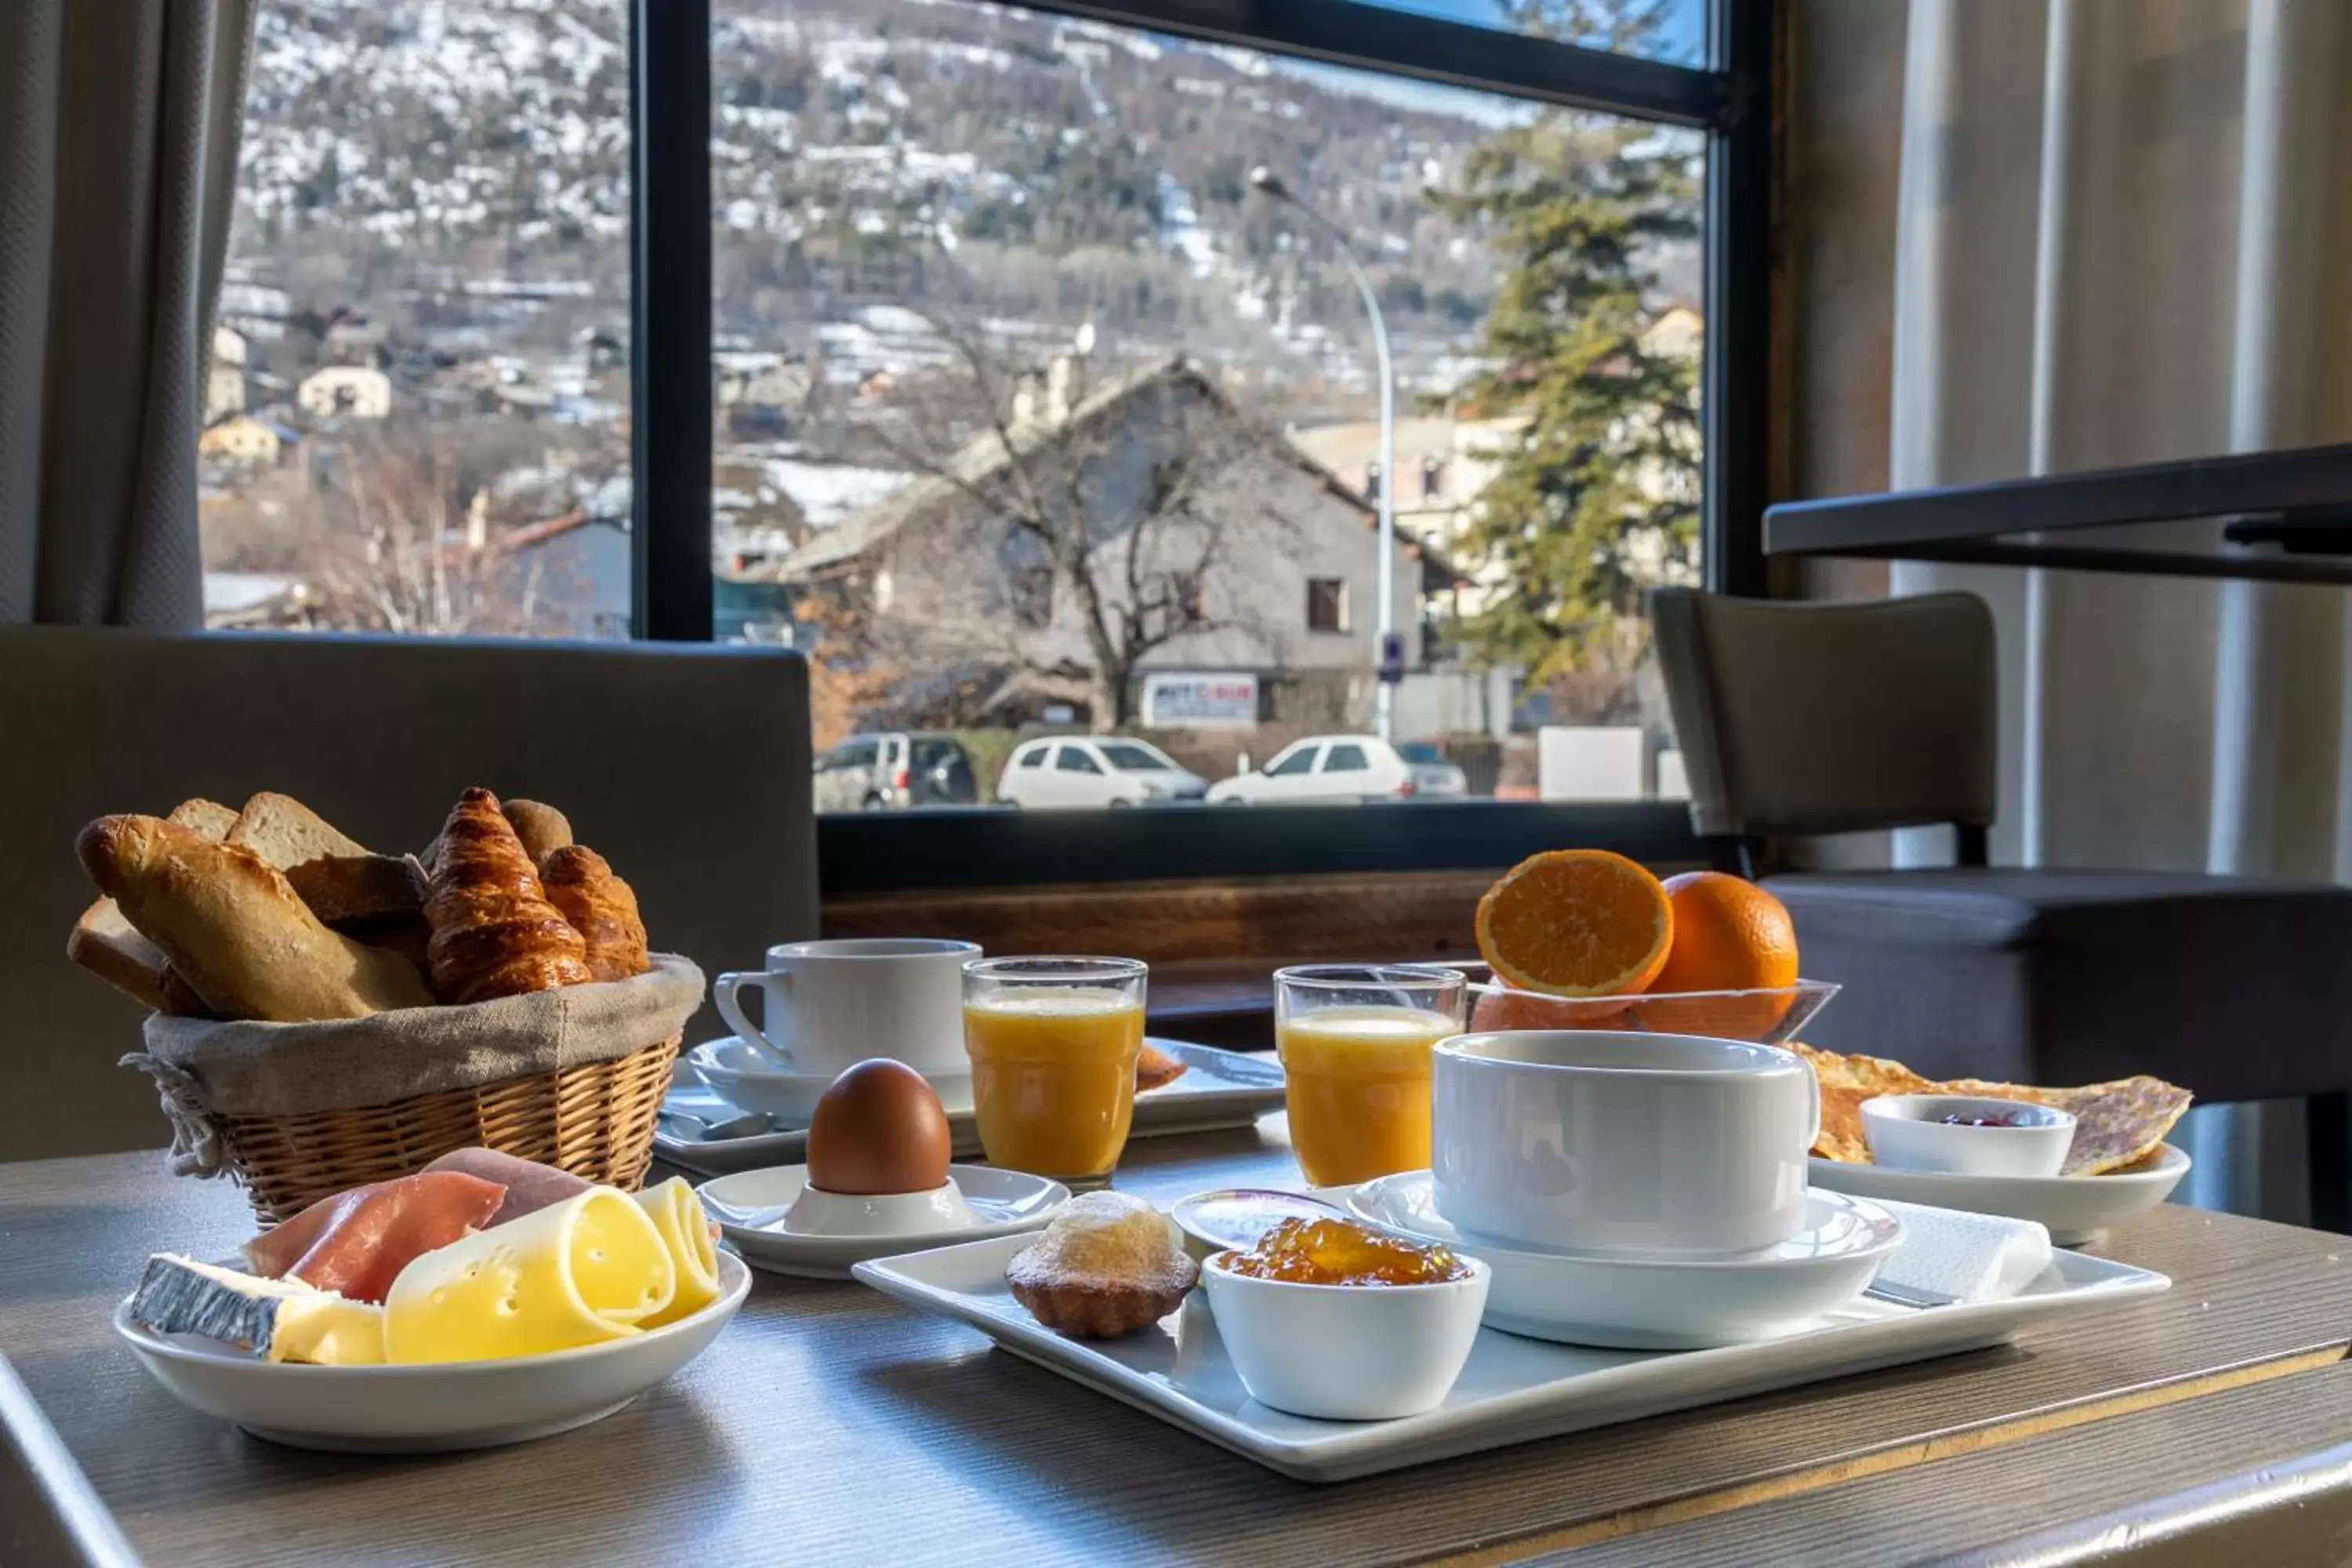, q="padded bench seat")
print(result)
[1769,867,2352,1099]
